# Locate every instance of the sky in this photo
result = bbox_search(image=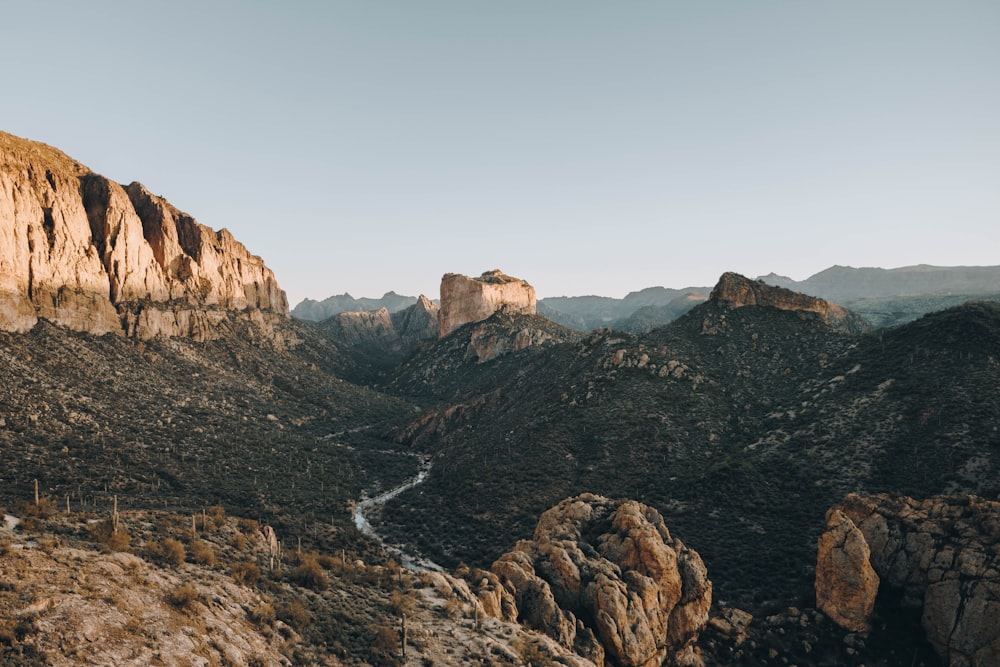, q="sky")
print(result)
[3,1,998,305]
